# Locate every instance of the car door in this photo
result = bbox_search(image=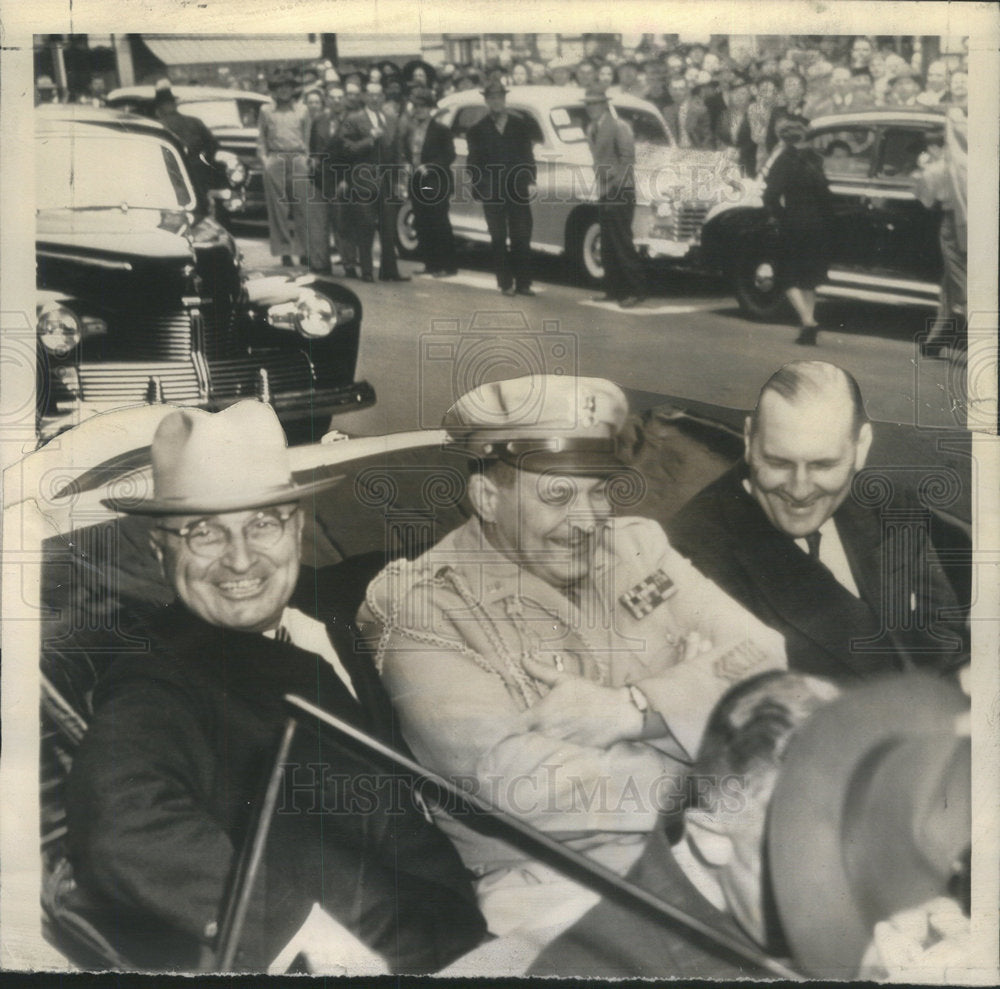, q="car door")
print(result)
[446,103,489,236]
[866,123,944,283]
[807,123,881,275]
